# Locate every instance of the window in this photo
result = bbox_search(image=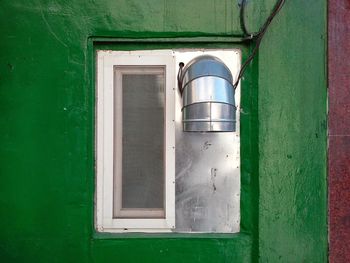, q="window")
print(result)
[96,49,241,233]
[96,51,175,232]
[114,66,165,219]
